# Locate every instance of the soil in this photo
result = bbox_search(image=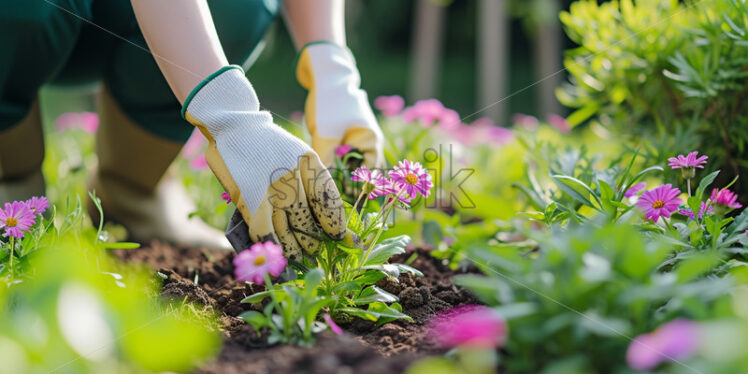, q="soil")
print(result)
[113,242,478,374]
